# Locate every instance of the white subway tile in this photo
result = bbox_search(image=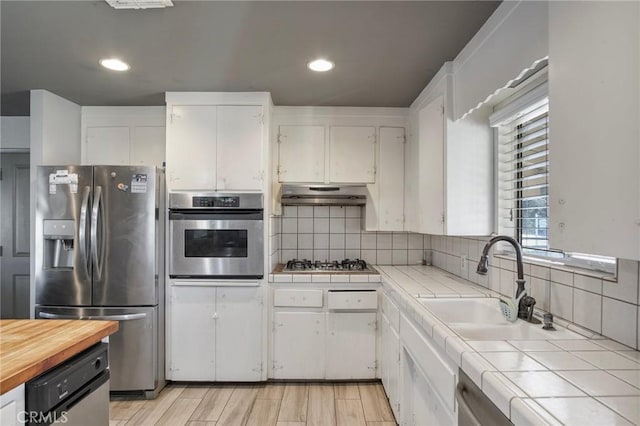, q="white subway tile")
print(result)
[313,234,329,250]
[360,249,376,265]
[602,298,638,349]
[329,218,345,233]
[500,268,516,298]
[291,274,312,282]
[392,250,408,265]
[345,234,361,249]
[313,249,328,262]
[329,206,346,217]
[345,249,361,260]
[408,250,423,265]
[503,371,586,397]
[297,206,313,217]
[273,274,293,283]
[556,370,640,396]
[297,249,312,260]
[283,206,297,217]
[530,276,550,311]
[377,250,392,265]
[329,234,345,249]
[345,206,361,218]
[574,274,603,294]
[361,233,377,249]
[530,264,551,280]
[313,218,329,233]
[282,218,297,233]
[345,218,361,233]
[376,233,392,249]
[329,249,345,261]
[392,233,408,249]
[281,234,298,250]
[311,274,331,282]
[408,233,424,250]
[281,250,297,262]
[314,206,329,217]
[573,288,603,334]
[297,218,313,233]
[550,282,574,322]
[604,259,639,304]
[550,269,574,286]
[298,234,313,250]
